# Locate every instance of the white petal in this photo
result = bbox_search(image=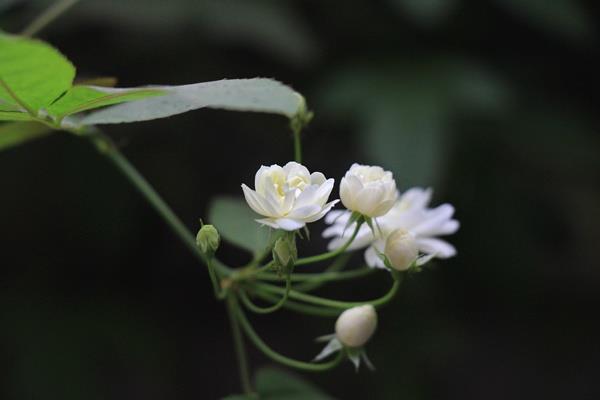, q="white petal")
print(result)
[314,338,342,362]
[303,199,339,223]
[242,184,272,217]
[370,198,396,217]
[272,218,305,231]
[324,209,350,225]
[255,218,280,229]
[400,187,432,209]
[416,238,456,258]
[322,225,345,238]
[355,186,385,216]
[411,204,456,236]
[287,204,322,220]
[416,253,436,267]
[327,237,348,251]
[283,161,310,179]
[348,352,361,371]
[340,175,363,209]
[294,185,320,208]
[314,178,335,206]
[364,246,385,269]
[310,171,326,185]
